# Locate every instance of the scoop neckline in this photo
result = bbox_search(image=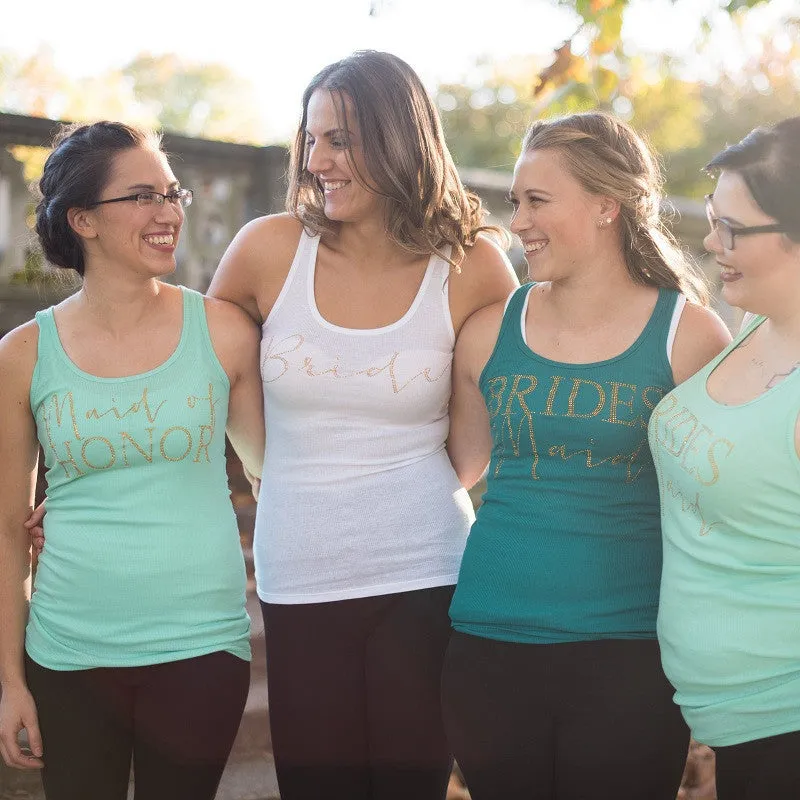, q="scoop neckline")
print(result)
[513,283,665,369]
[703,315,800,409]
[307,238,438,336]
[46,286,189,383]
